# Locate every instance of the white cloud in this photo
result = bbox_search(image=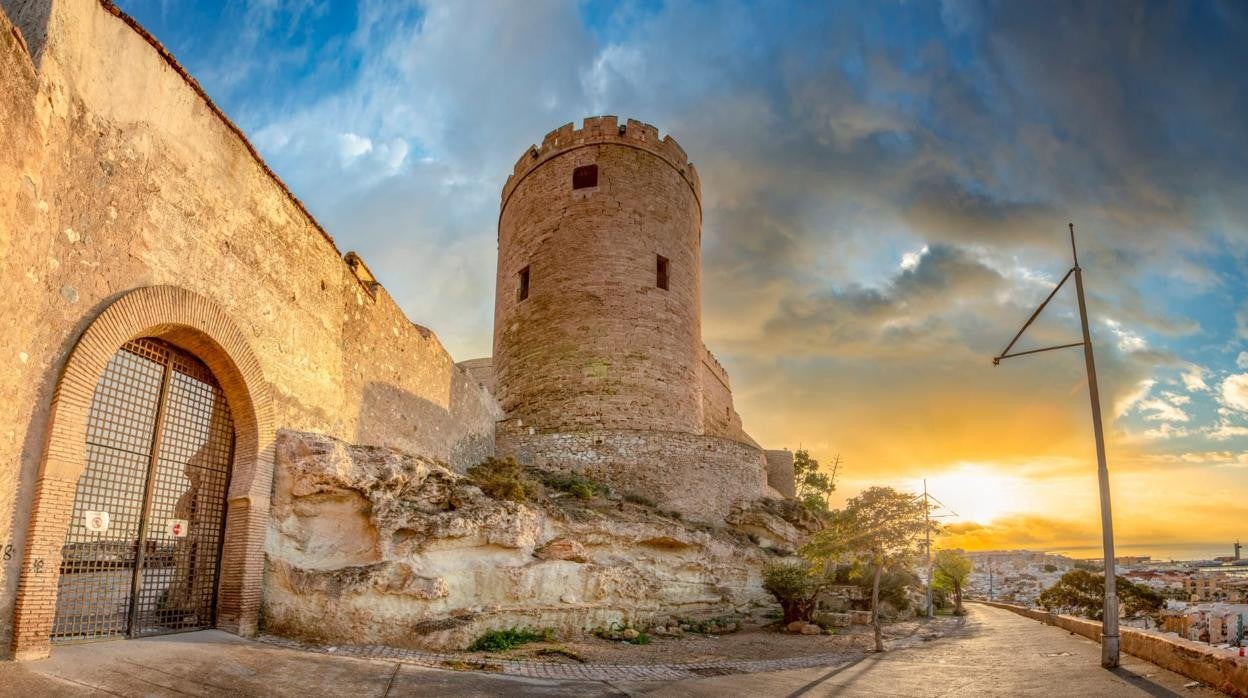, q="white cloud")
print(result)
[1103,318,1146,353]
[1208,422,1248,441]
[1237,351,1248,369]
[900,245,929,271]
[1181,364,1210,392]
[1114,379,1155,417]
[1140,423,1190,440]
[1136,398,1190,423]
[338,132,374,164]
[1219,373,1248,412]
[1161,391,1191,405]
[1143,451,1248,468]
